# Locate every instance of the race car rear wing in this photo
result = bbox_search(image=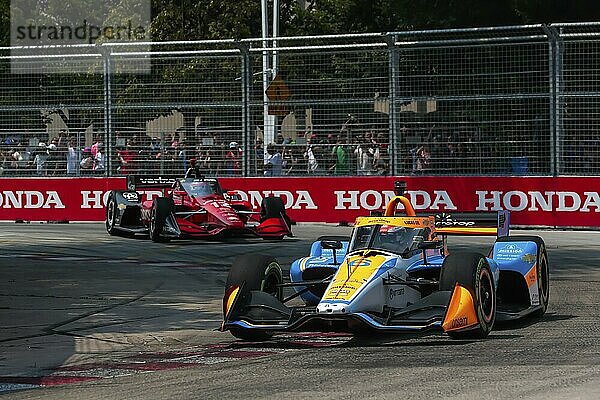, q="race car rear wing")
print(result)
[126,176,177,190]
[126,175,221,191]
[428,210,510,237]
[386,181,510,237]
